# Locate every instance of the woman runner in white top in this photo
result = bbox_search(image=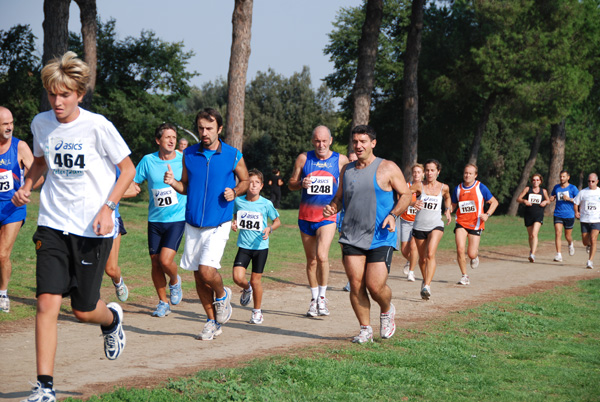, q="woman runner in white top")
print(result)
[411,159,452,300]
